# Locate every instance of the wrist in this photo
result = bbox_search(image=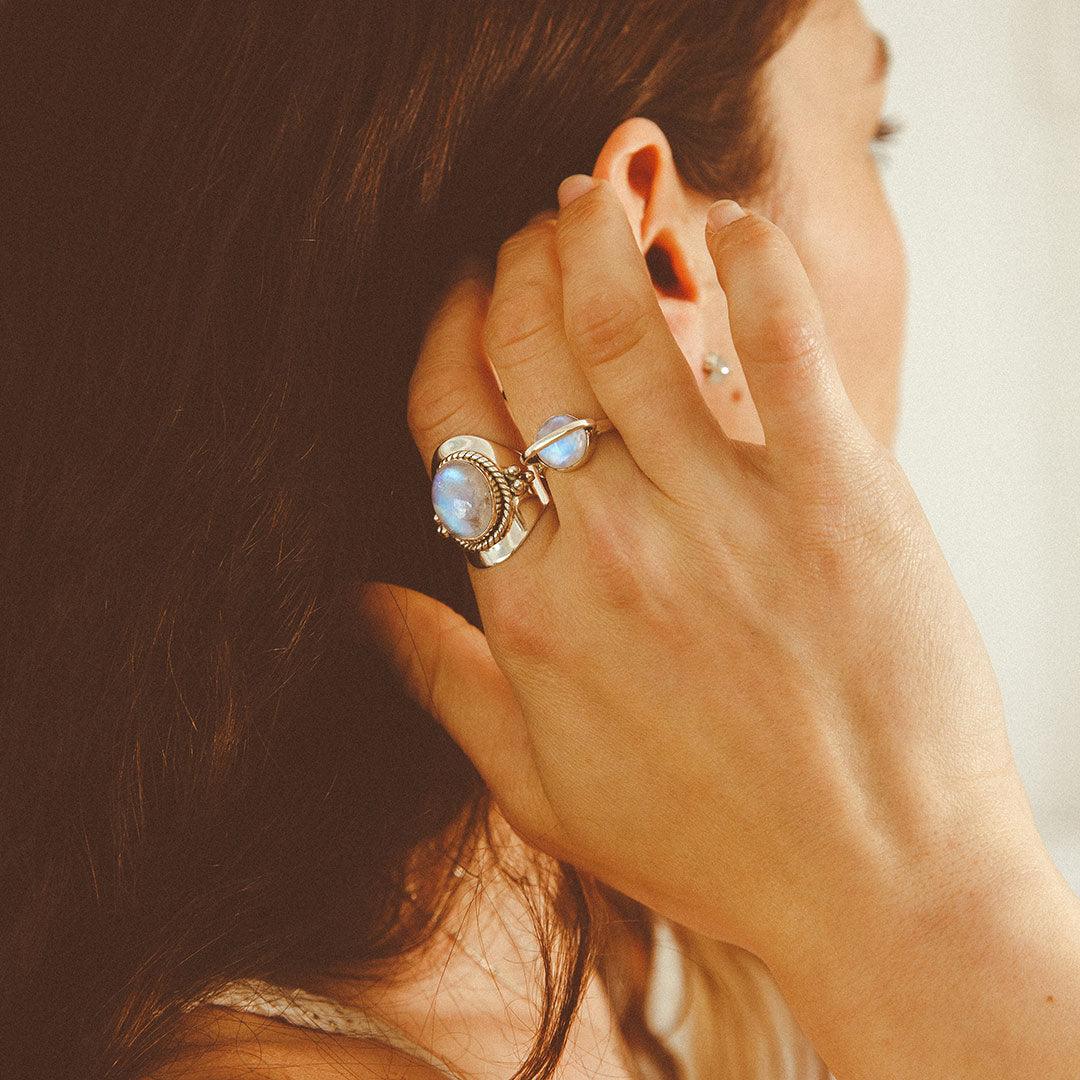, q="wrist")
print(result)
[765,833,1080,1079]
